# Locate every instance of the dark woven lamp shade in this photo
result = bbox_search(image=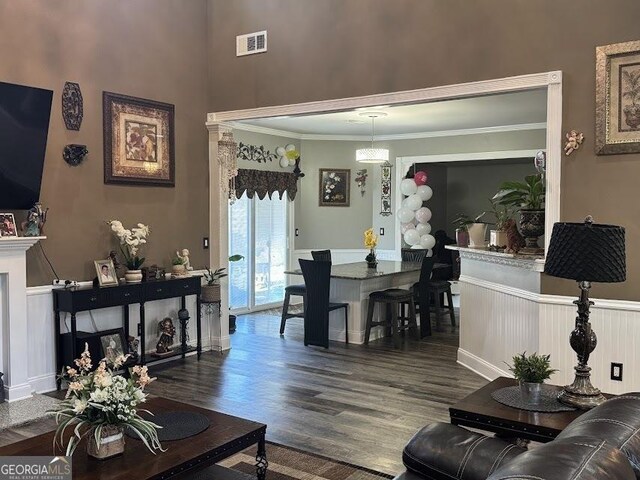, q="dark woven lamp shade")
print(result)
[544,220,626,283]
